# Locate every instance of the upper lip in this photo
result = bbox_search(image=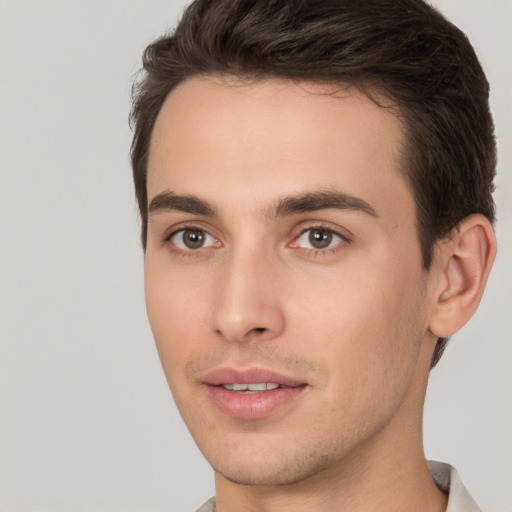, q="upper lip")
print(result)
[202,367,306,387]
